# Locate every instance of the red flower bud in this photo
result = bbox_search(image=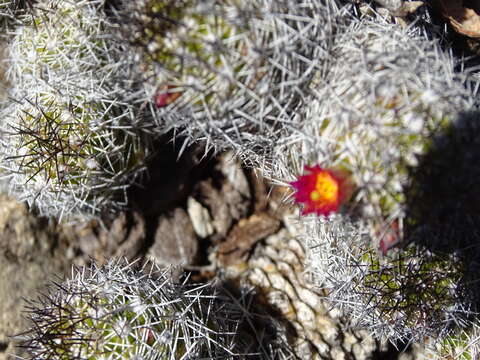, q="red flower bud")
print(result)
[154,85,182,108]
